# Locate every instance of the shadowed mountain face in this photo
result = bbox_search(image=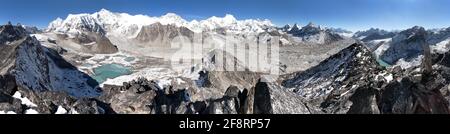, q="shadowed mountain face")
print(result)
[135,22,195,47]
[53,30,118,54]
[0,24,28,45]
[358,26,450,69]
[0,25,102,114]
[0,25,99,97]
[71,31,118,54]
[380,26,427,64]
